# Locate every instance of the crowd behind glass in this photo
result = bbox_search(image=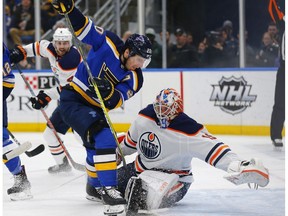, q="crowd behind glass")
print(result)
[4,0,280,69]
